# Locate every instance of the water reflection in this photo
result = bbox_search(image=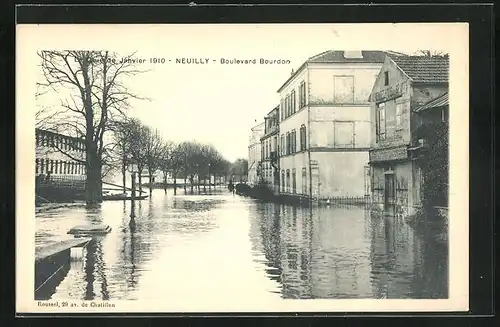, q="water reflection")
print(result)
[250,203,448,299]
[36,190,447,301]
